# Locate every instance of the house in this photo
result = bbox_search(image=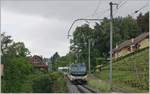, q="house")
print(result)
[112,32,149,59]
[29,55,48,70]
[30,55,43,64]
